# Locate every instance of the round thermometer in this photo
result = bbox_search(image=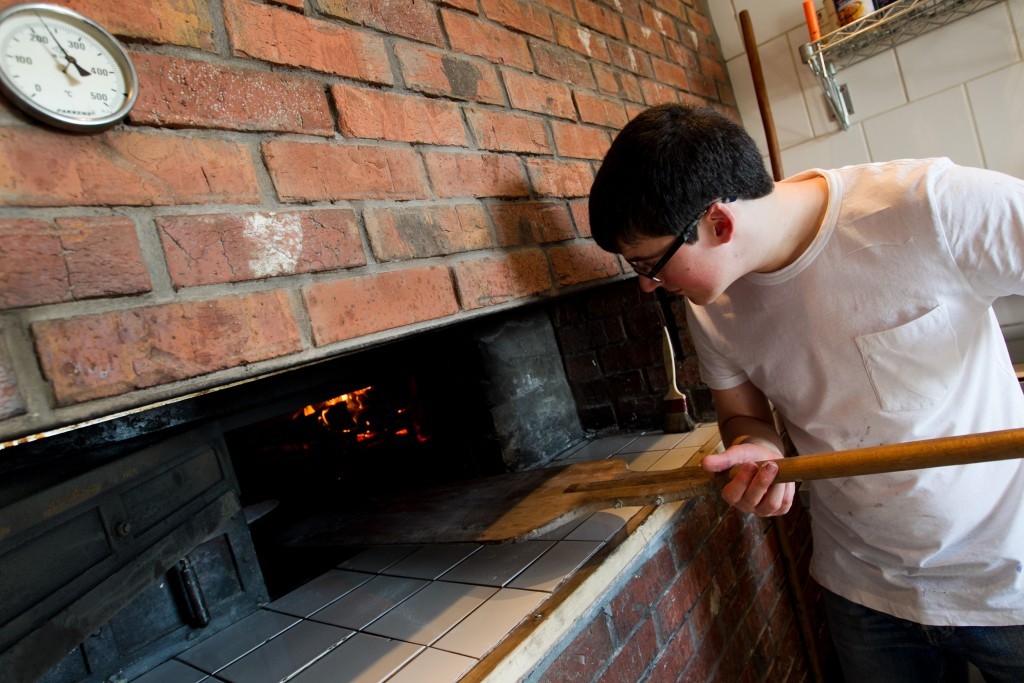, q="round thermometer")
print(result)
[0,3,138,132]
